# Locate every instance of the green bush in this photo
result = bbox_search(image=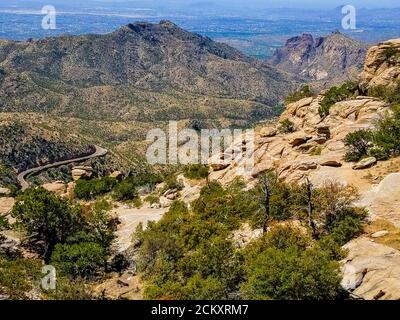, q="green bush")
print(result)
[372,105,400,158]
[51,242,107,279]
[144,194,160,205]
[0,215,9,231]
[344,129,373,162]
[161,175,184,193]
[344,105,400,162]
[42,277,94,300]
[183,164,209,180]
[110,254,130,273]
[12,188,80,259]
[241,246,342,300]
[66,200,117,249]
[329,214,365,246]
[74,177,117,200]
[279,119,295,133]
[284,85,313,104]
[319,81,359,117]
[0,254,42,300]
[383,46,400,64]
[112,178,137,201]
[369,81,400,104]
[11,187,116,284]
